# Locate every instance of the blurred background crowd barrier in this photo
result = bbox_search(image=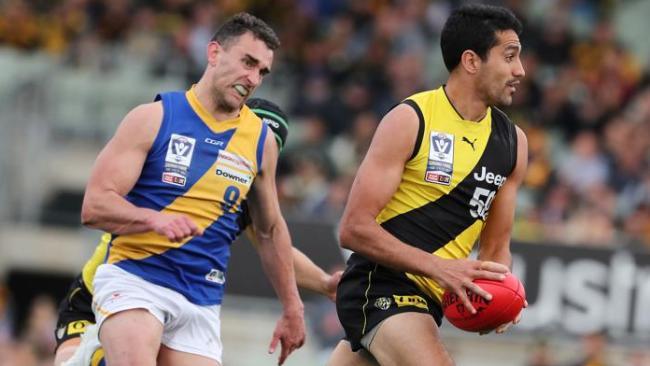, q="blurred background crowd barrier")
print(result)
[1,0,650,365]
